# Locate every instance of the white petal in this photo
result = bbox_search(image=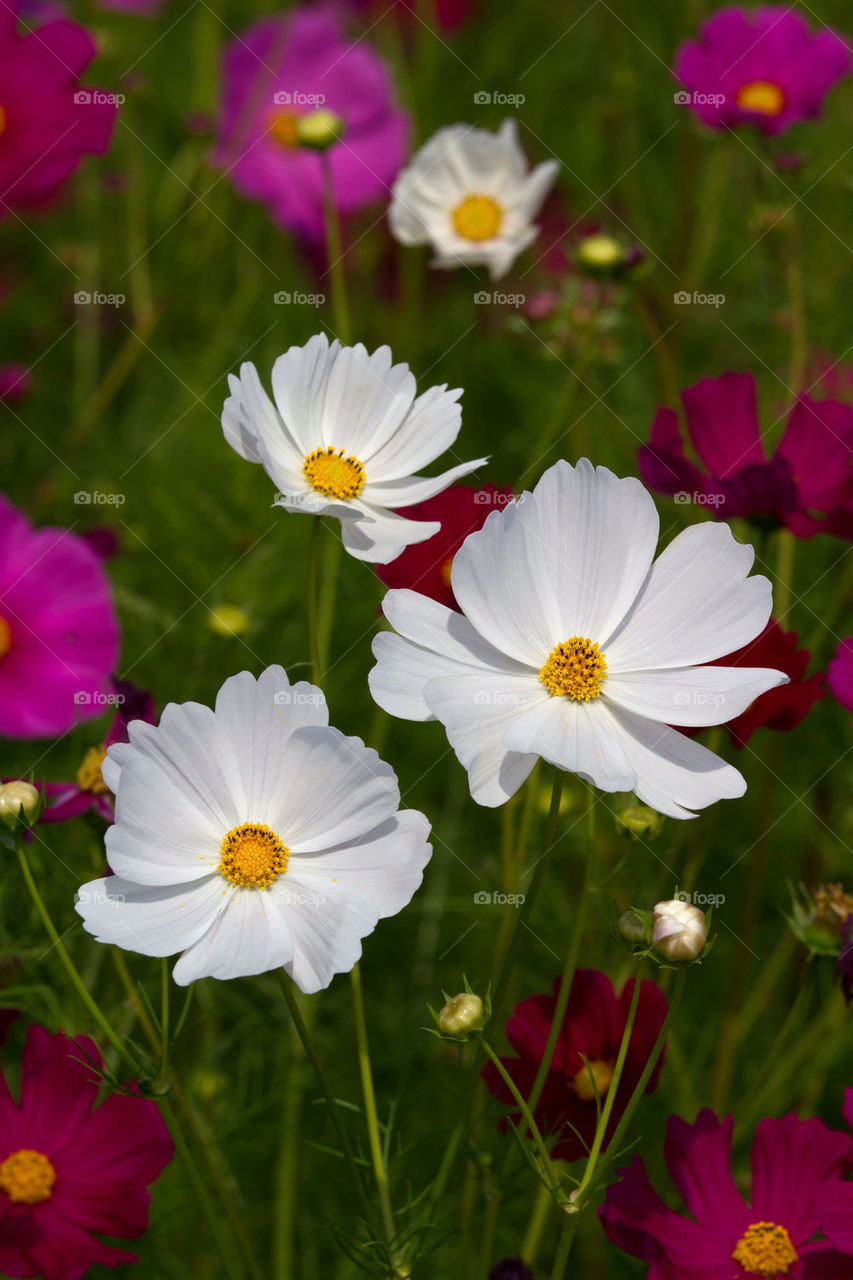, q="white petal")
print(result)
[171,888,294,985]
[340,505,440,564]
[361,456,489,508]
[365,383,464,480]
[75,875,225,957]
[604,666,789,727]
[501,697,636,792]
[288,810,431,918]
[272,490,367,522]
[603,704,746,820]
[270,869,380,994]
[422,671,546,806]
[269,333,338,454]
[605,523,772,671]
[222,363,305,487]
[275,725,400,853]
